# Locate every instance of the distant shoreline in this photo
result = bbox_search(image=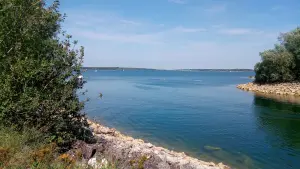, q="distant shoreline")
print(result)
[82,67,253,72]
